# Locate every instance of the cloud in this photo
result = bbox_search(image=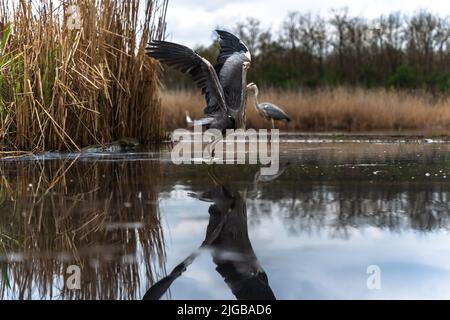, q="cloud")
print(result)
[165,0,450,47]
